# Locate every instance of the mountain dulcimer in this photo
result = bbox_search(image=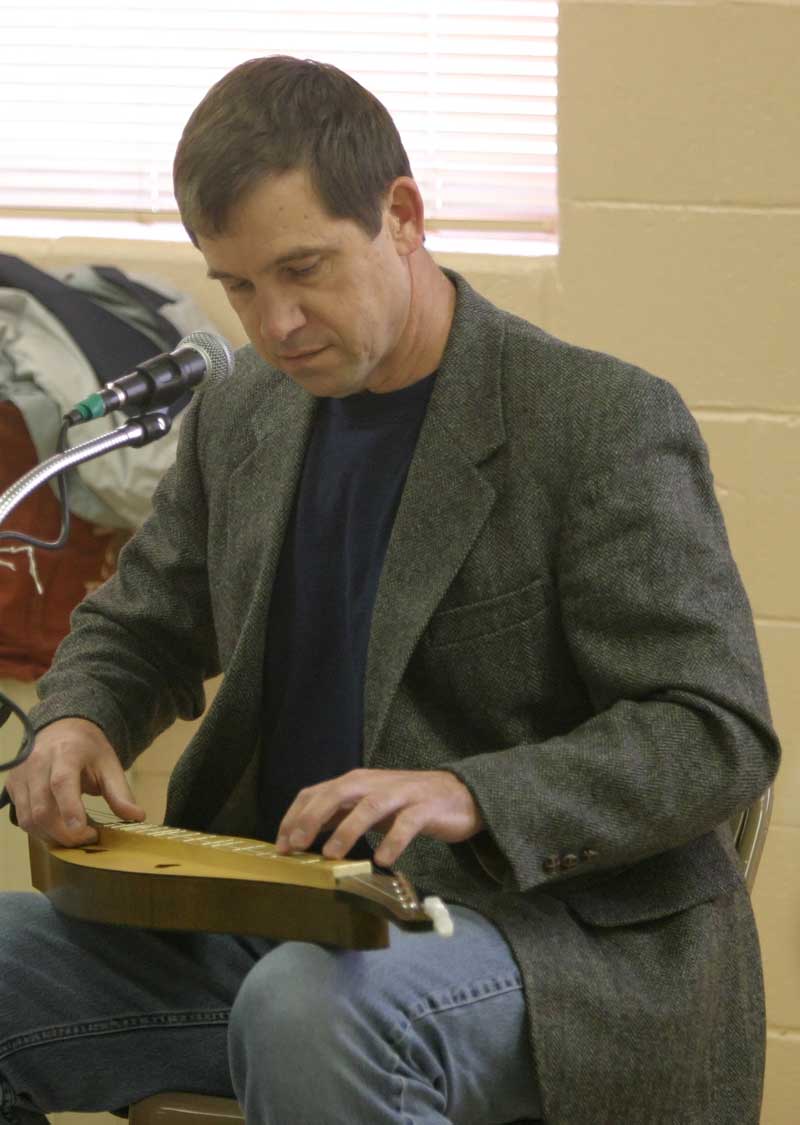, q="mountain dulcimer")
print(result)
[28,817,454,950]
